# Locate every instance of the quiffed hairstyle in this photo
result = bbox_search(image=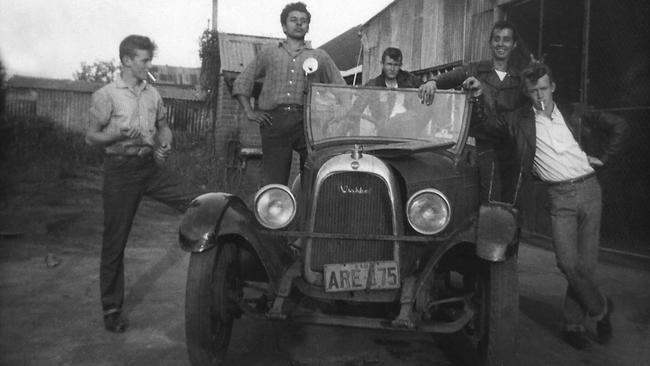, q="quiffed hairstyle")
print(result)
[521,61,555,85]
[119,35,157,64]
[381,47,403,64]
[280,2,311,25]
[490,20,519,43]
